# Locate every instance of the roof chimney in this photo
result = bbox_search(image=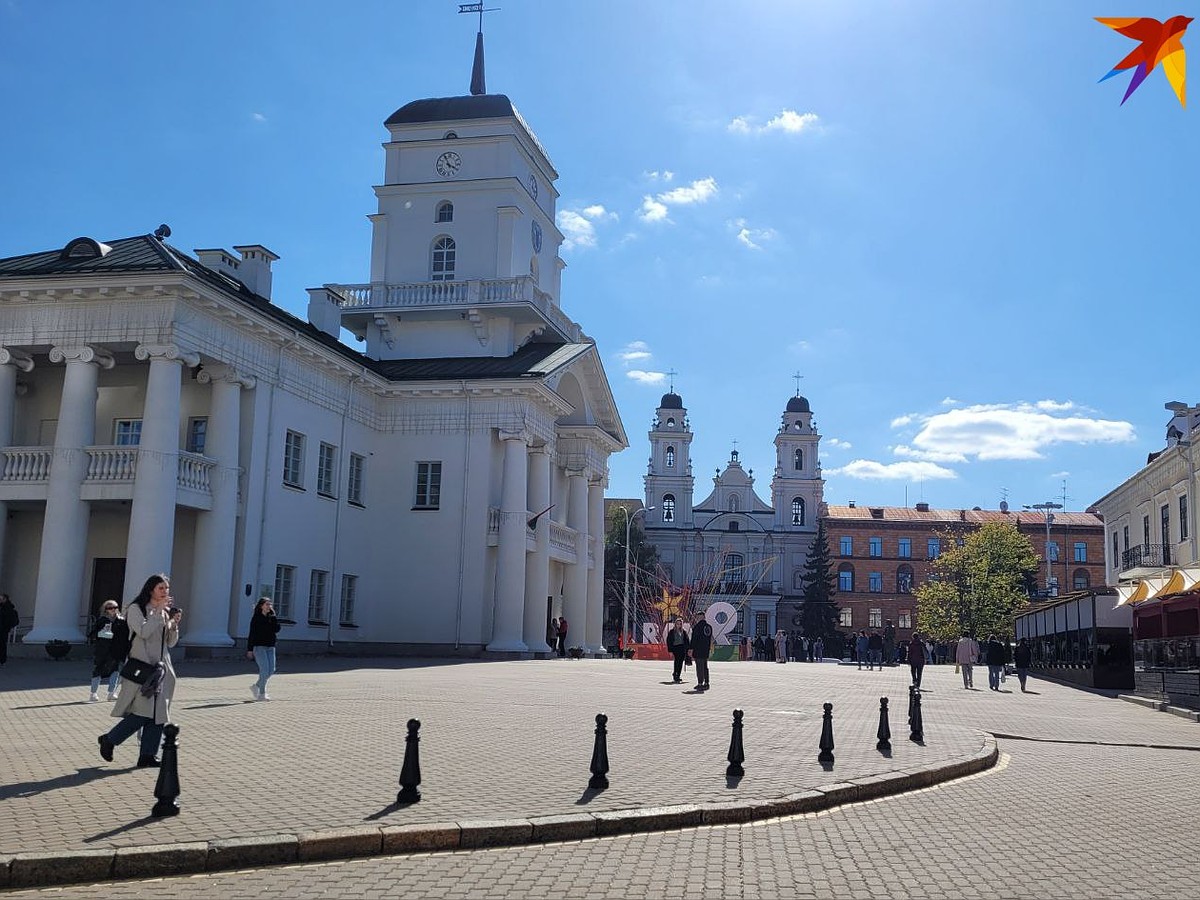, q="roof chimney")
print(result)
[916,502,930,513]
[848,500,856,508]
[233,245,278,299]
